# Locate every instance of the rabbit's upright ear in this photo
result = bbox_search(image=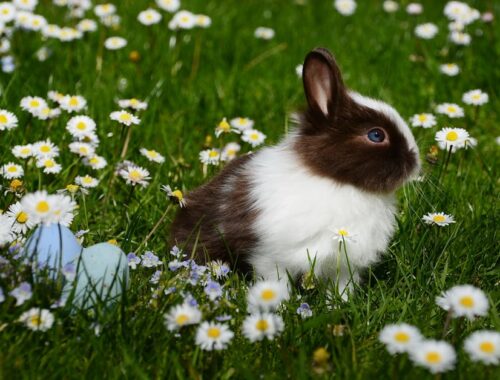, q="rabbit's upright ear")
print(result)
[303,48,346,118]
